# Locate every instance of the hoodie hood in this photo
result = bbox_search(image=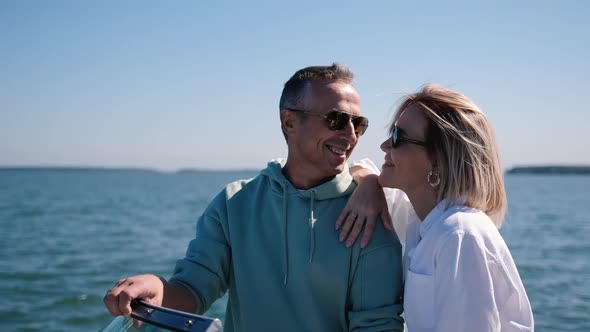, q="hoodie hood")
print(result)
[260,158,356,199]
